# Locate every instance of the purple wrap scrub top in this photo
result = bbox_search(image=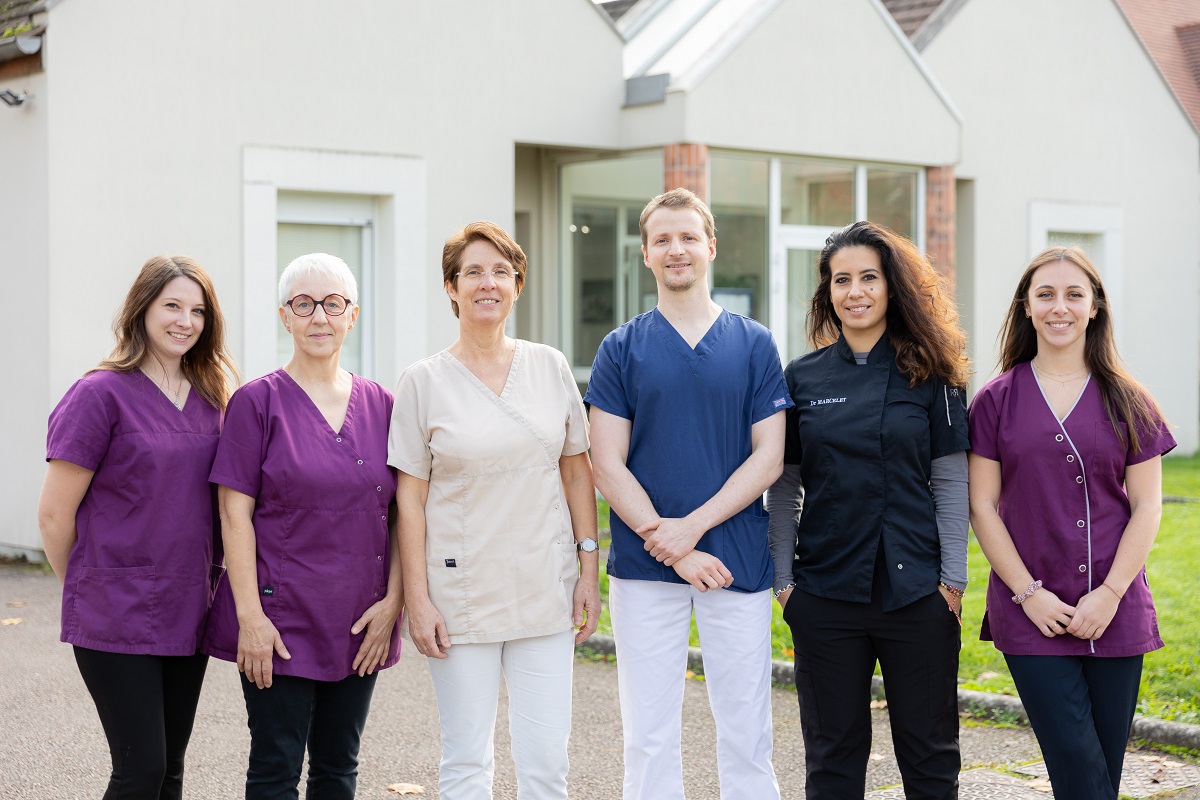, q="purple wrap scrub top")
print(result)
[202,370,401,681]
[969,362,1175,657]
[46,370,222,655]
